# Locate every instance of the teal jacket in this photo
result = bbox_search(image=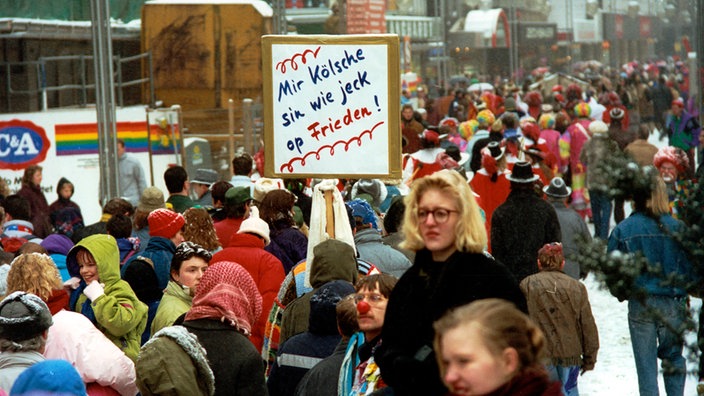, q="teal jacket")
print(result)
[68,234,148,361]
